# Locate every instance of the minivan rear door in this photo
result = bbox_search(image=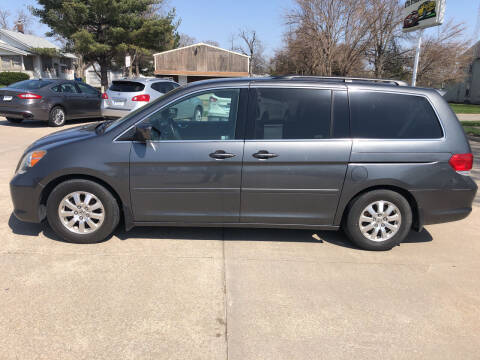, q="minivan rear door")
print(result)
[240,87,352,226]
[129,88,247,223]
